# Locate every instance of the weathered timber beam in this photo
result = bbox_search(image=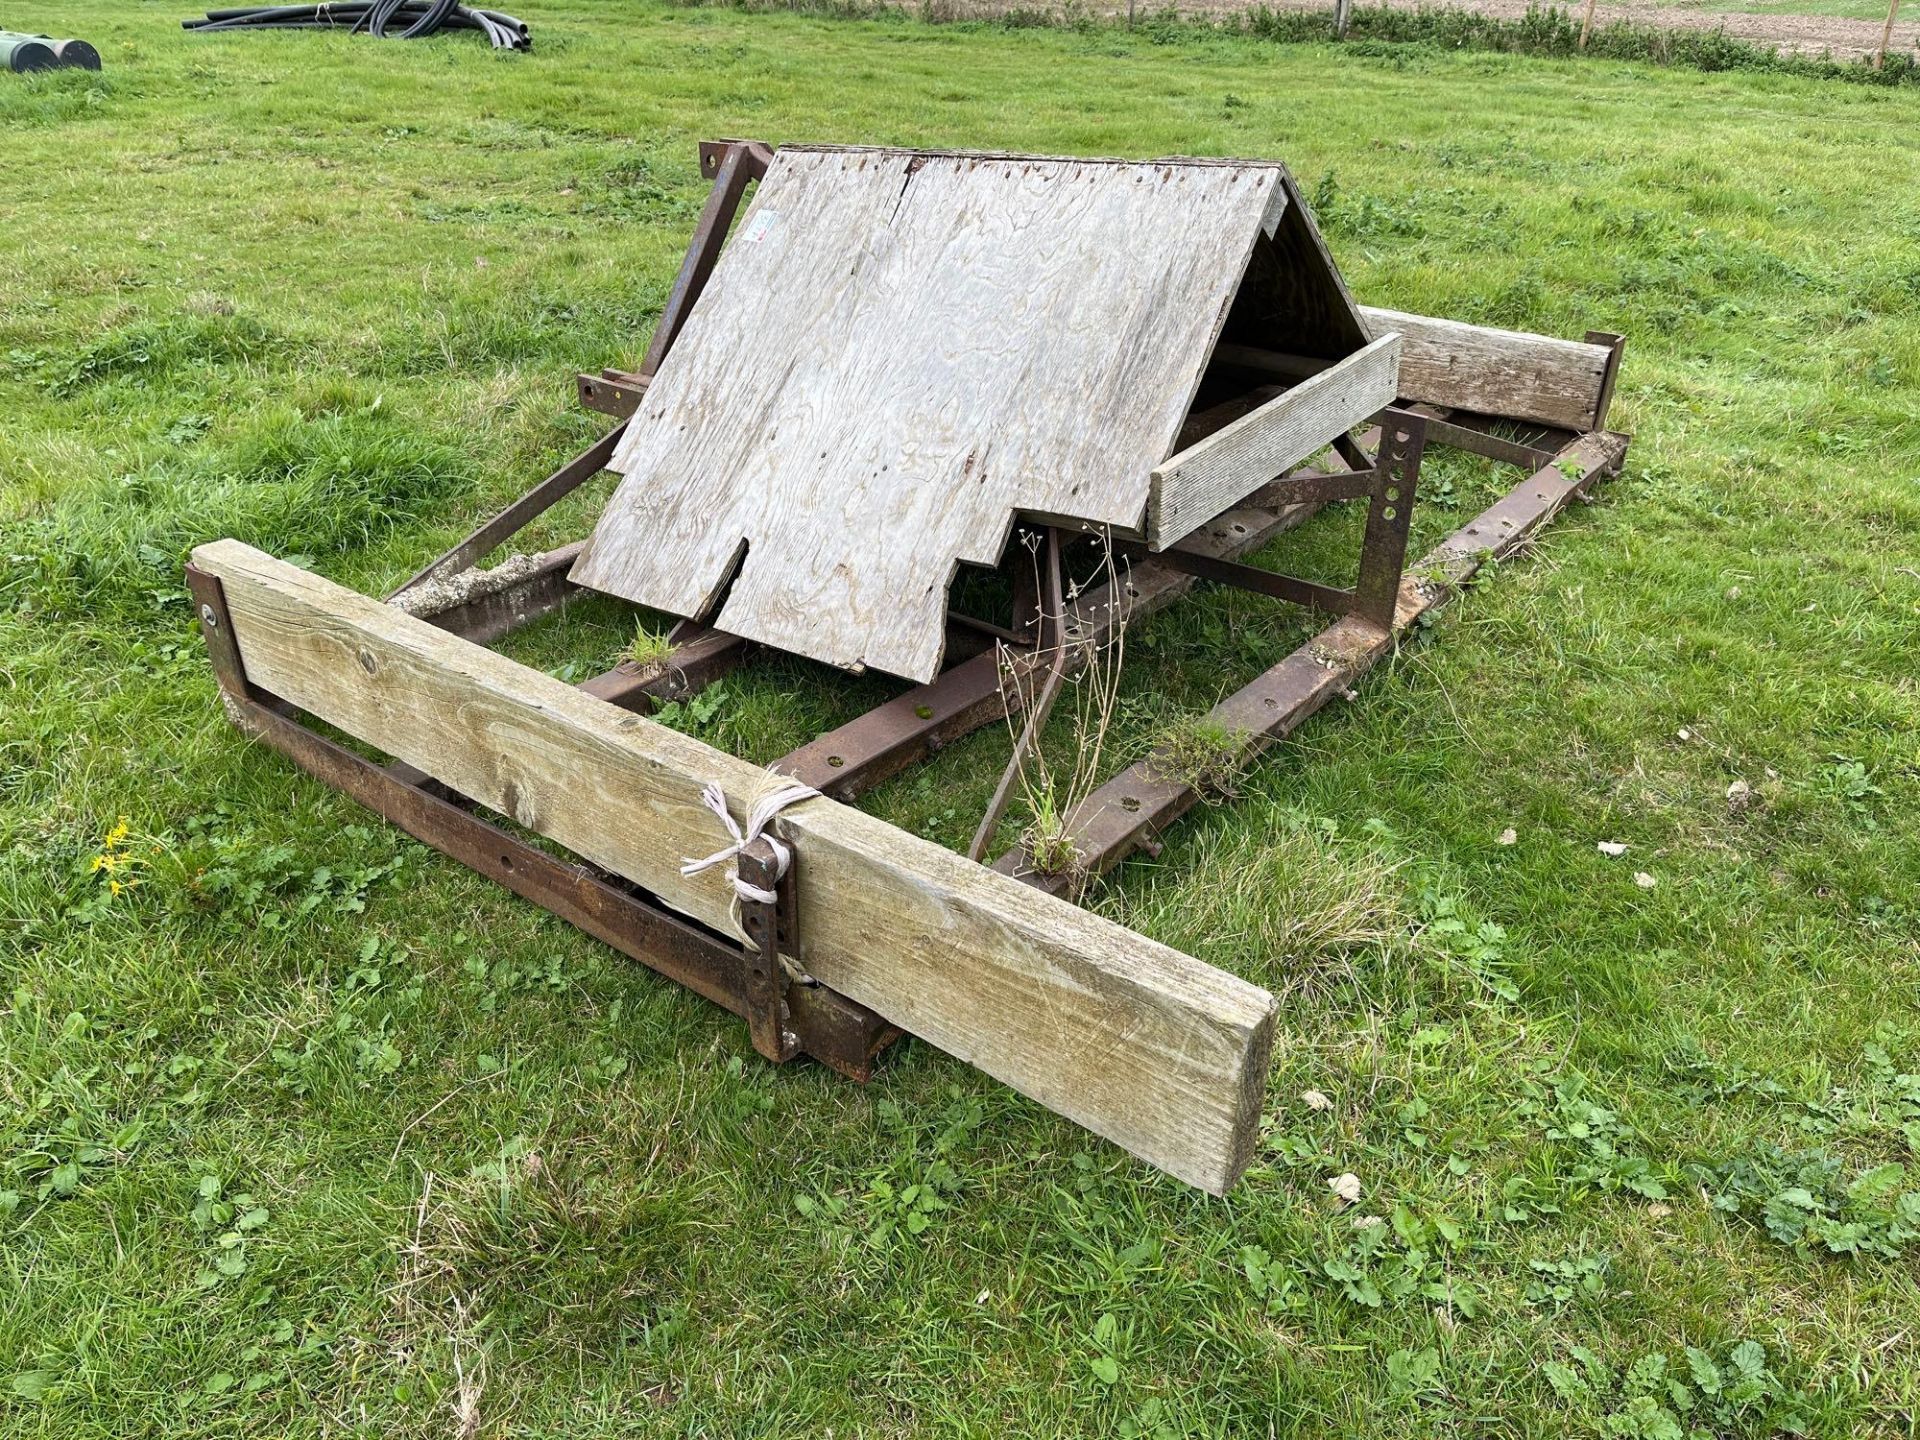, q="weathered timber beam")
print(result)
[997,431,1631,893]
[1360,307,1614,433]
[1150,334,1401,548]
[190,539,1279,1195]
[1212,312,1618,435]
[182,608,898,1083]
